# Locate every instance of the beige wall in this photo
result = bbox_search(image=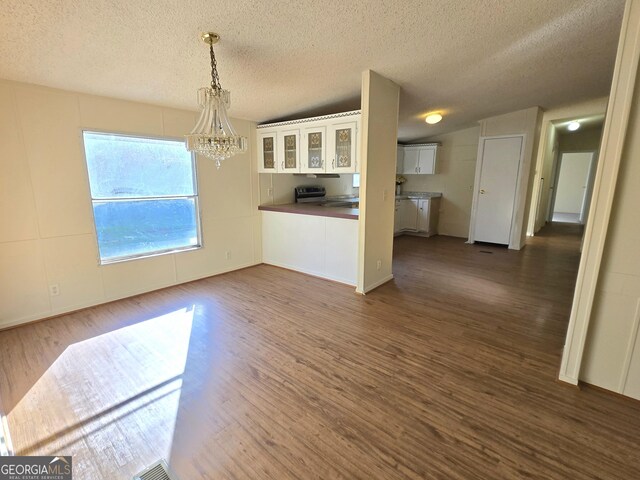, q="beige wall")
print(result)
[357,70,399,293]
[581,66,640,399]
[403,126,480,238]
[558,125,604,152]
[476,106,543,249]
[0,80,261,328]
